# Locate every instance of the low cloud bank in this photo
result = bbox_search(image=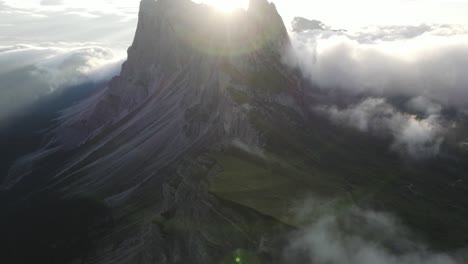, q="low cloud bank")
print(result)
[287,24,468,111]
[40,0,64,6]
[285,204,467,264]
[285,22,468,157]
[317,98,445,158]
[0,1,134,124]
[0,43,123,122]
